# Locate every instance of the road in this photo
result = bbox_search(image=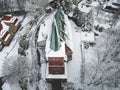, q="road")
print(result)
[67,21,82,85]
